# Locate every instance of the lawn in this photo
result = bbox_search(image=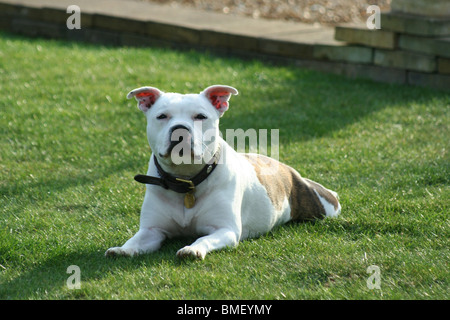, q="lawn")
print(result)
[0,31,448,300]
